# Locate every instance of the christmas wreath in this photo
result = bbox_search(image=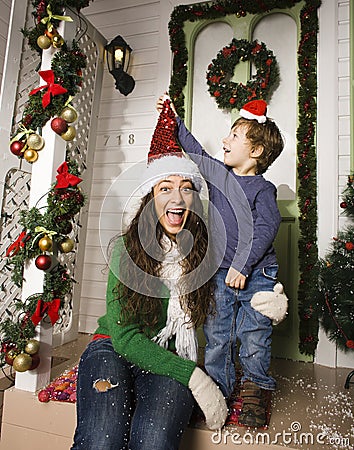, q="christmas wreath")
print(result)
[206,38,279,110]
